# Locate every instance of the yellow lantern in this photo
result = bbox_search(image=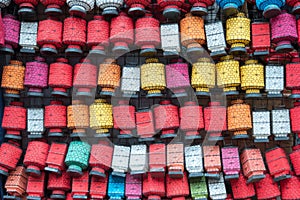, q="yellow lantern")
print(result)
[191,57,216,96]
[89,99,113,137]
[141,58,166,97]
[241,60,264,98]
[226,12,251,55]
[216,55,240,95]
